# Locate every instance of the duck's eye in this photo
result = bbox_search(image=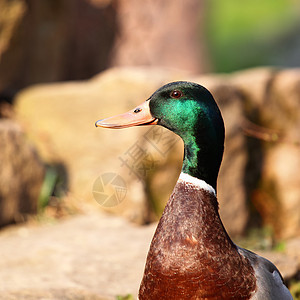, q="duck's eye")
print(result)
[170,90,183,99]
[134,107,142,113]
